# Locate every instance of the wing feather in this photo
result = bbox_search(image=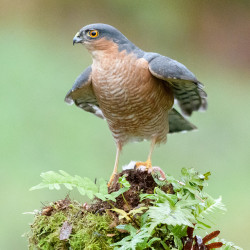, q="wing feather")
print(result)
[65,66,104,119]
[169,108,197,133]
[145,53,207,116]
